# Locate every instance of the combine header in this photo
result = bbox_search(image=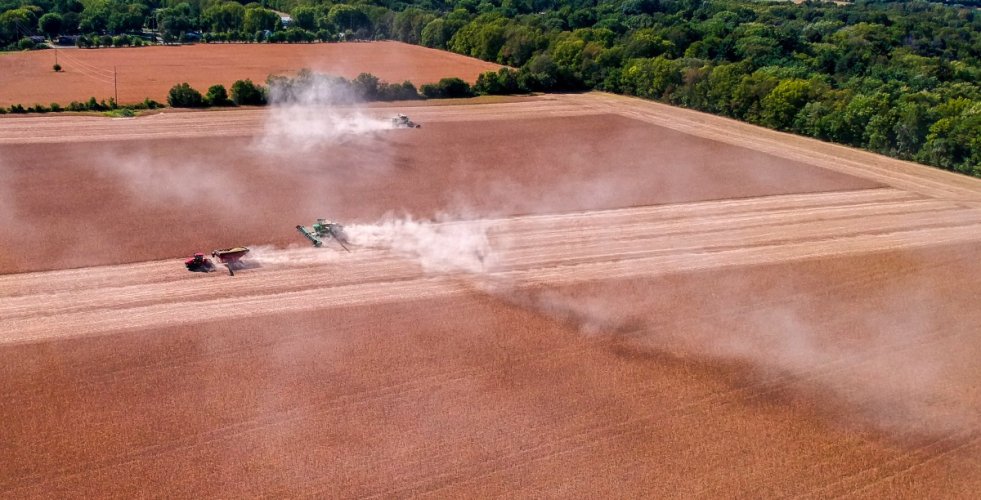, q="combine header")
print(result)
[296,219,350,251]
